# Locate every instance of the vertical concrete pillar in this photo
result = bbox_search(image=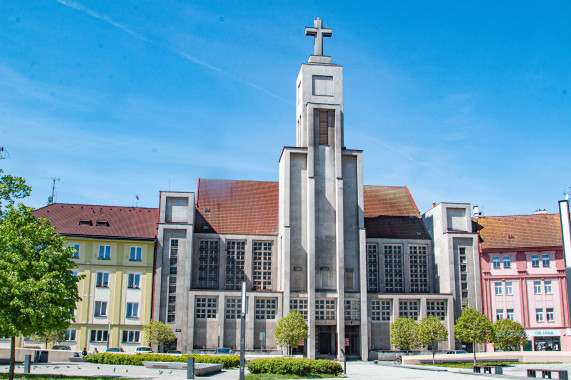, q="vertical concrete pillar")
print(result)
[187,292,195,351]
[247,294,255,350]
[446,297,455,349]
[218,293,225,349]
